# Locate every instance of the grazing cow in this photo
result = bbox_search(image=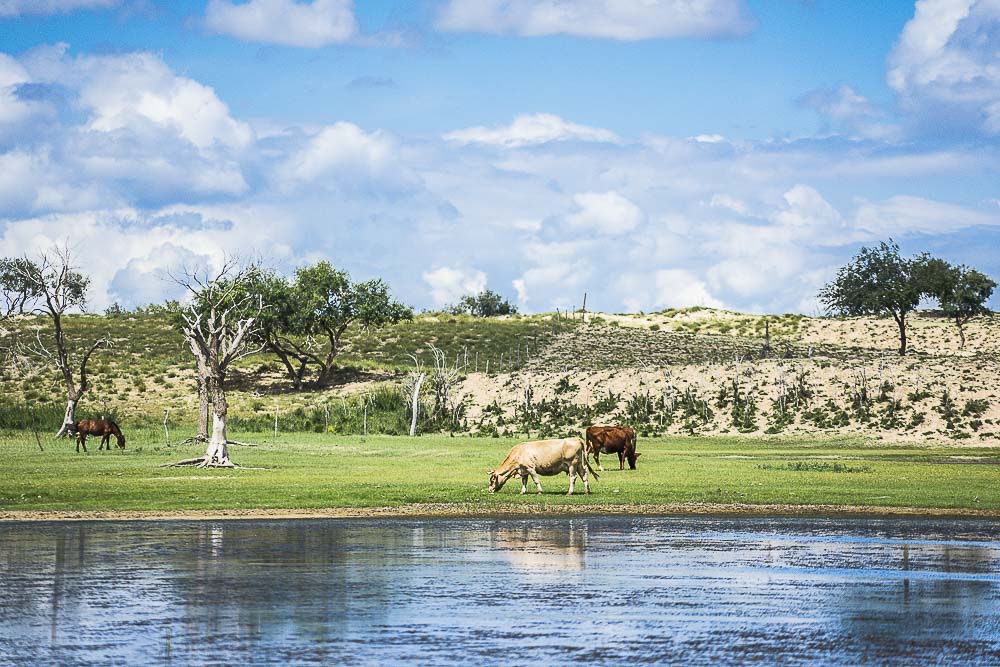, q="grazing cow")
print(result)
[74,419,126,453]
[585,425,640,471]
[489,437,599,495]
